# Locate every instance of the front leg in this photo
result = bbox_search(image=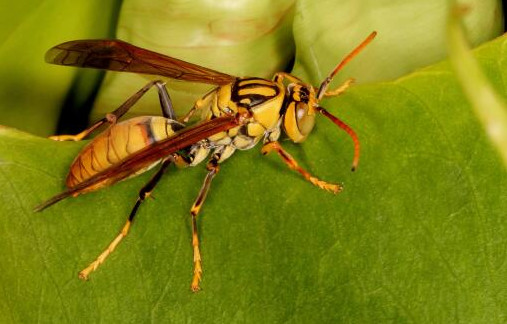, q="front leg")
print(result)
[272,72,303,84]
[321,78,355,98]
[261,141,342,194]
[189,158,219,292]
